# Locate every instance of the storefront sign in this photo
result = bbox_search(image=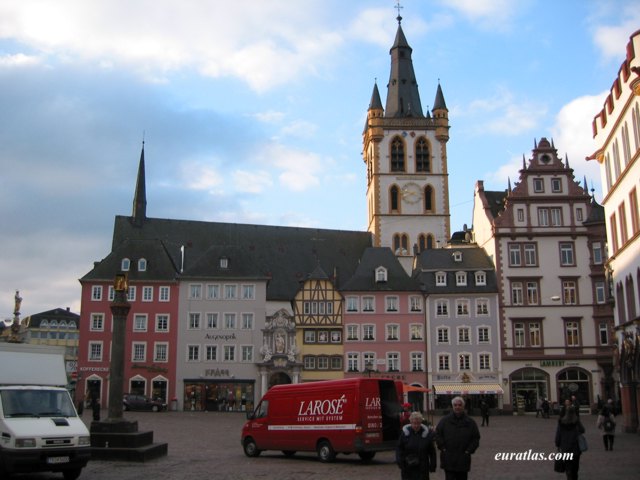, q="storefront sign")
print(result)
[540,360,564,367]
[204,333,237,341]
[204,368,231,377]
